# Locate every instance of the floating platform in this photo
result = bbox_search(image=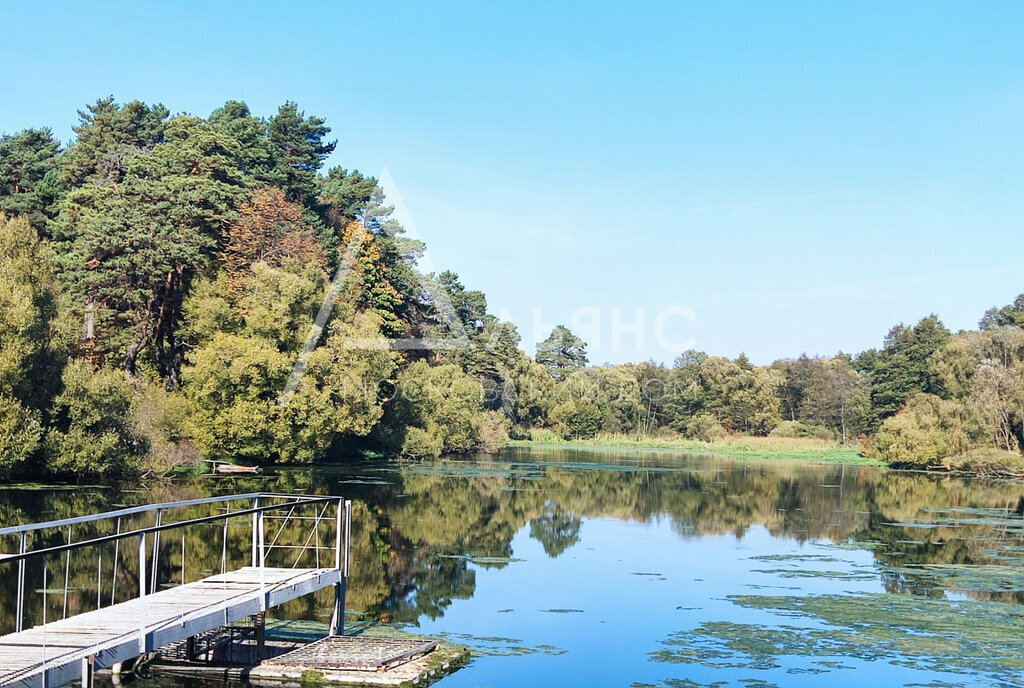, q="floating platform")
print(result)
[254,636,457,686]
[147,624,469,687]
[263,636,438,673]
